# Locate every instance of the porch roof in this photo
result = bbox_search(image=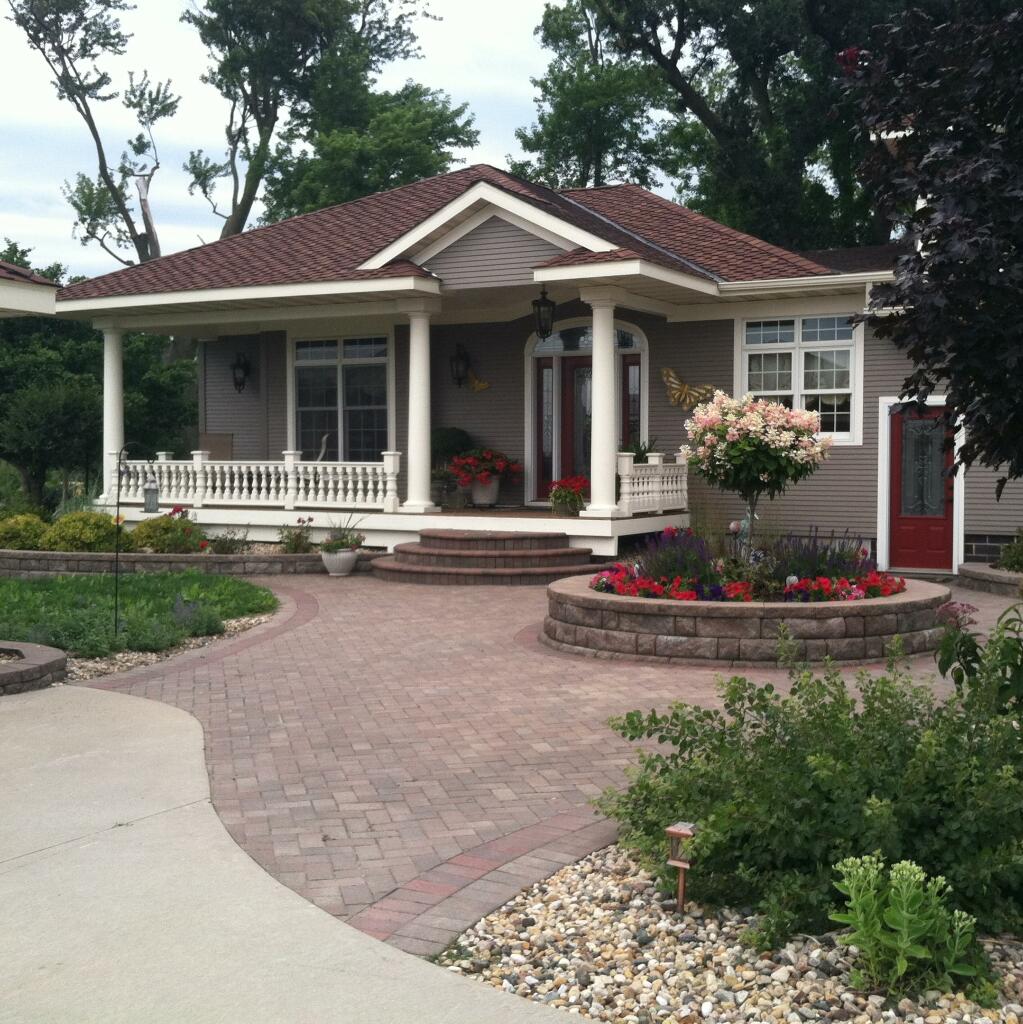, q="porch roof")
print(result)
[0,259,57,318]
